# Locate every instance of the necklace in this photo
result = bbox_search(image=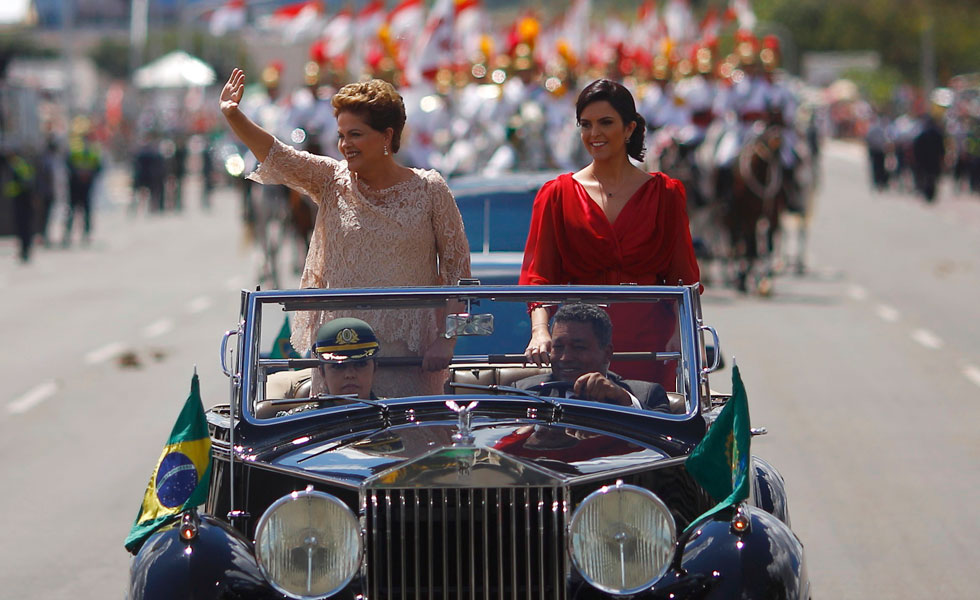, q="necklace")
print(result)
[593,171,626,205]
